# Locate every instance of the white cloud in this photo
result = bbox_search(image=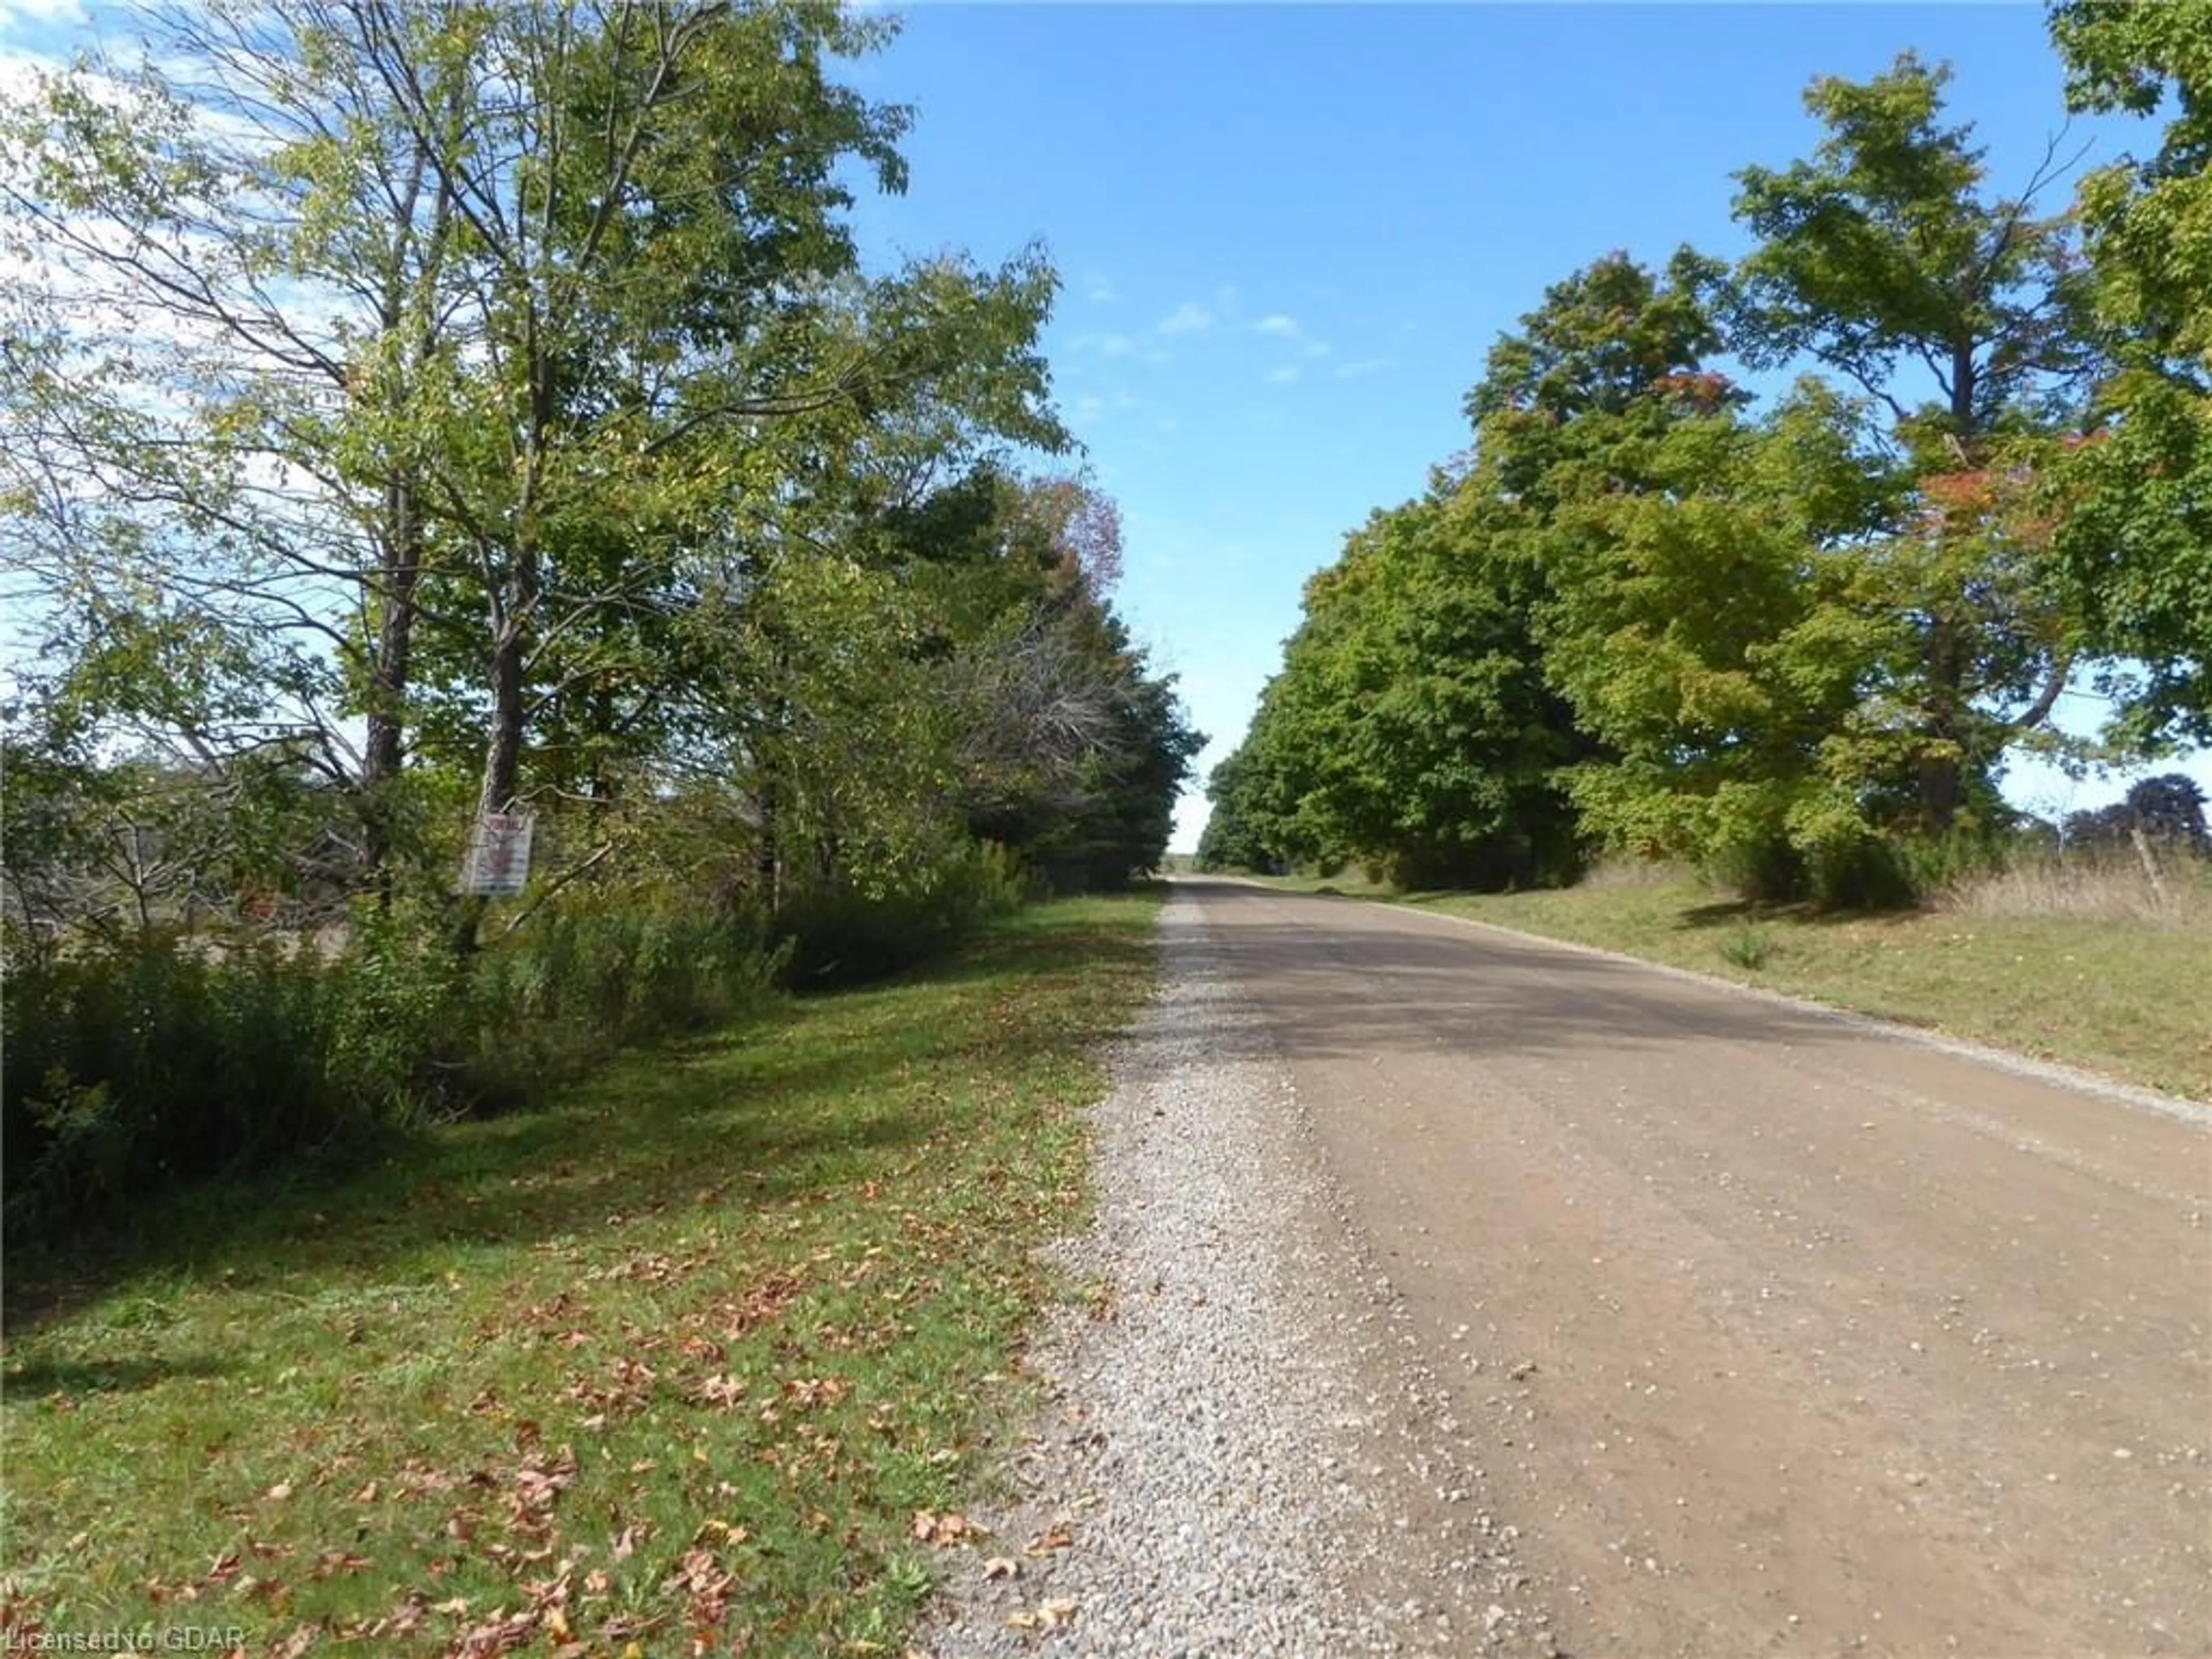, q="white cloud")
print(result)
[1335,357,1394,379]
[1253,312,1331,359]
[1266,364,1302,385]
[1069,388,1137,423]
[0,0,85,27]
[1084,274,1118,304]
[1156,301,1213,336]
[1069,329,1174,366]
